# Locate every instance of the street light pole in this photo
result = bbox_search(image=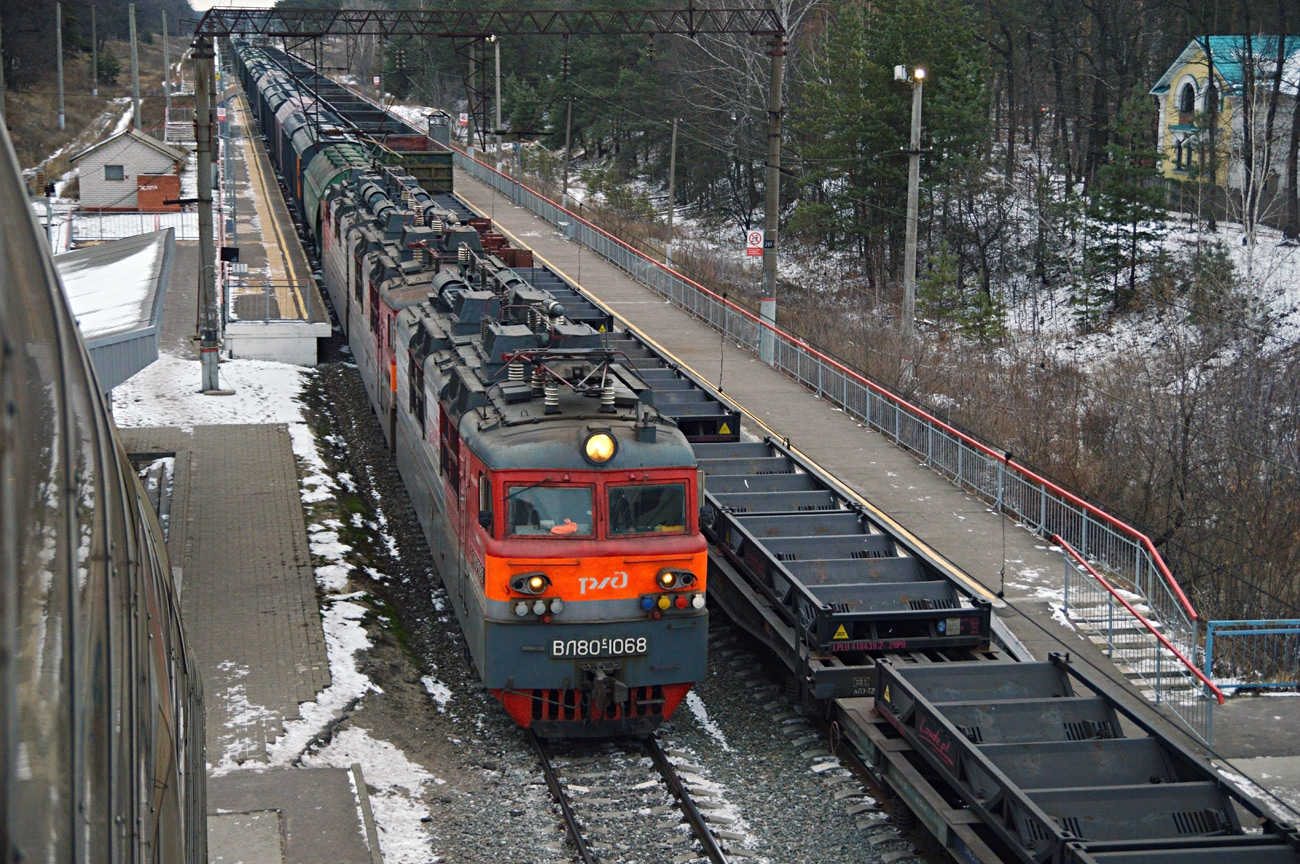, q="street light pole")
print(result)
[195,33,221,393]
[129,3,141,130]
[491,34,501,171]
[56,3,65,130]
[901,65,925,340]
[666,116,678,267]
[759,34,785,366]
